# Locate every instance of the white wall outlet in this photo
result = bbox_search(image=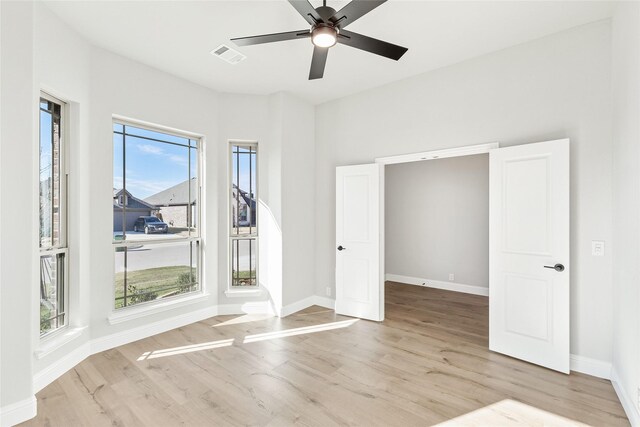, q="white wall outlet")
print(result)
[591,240,605,256]
[325,287,332,297]
[448,273,455,282]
